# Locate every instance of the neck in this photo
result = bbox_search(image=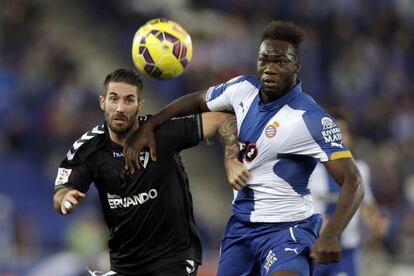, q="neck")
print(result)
[260,78,297,103]
[260,89,288,103]
[108,122,139,146]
